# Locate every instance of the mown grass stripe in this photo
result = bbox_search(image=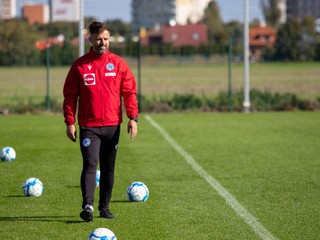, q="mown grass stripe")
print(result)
[145,114,278,240]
